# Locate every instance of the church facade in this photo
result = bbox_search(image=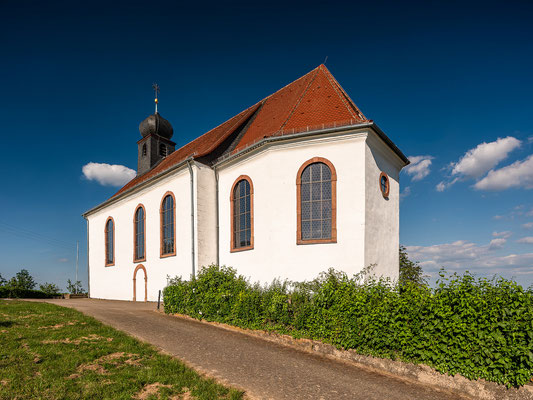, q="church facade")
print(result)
[83,65,409,302]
